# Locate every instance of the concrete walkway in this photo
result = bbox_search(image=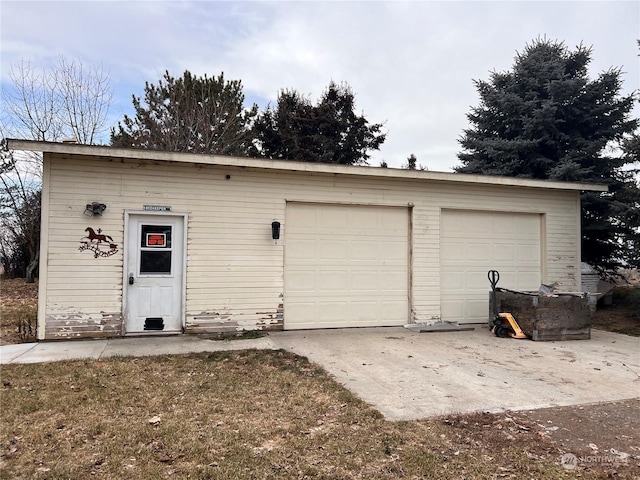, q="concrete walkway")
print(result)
[0,334,279,364]
[2,327,639,420]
